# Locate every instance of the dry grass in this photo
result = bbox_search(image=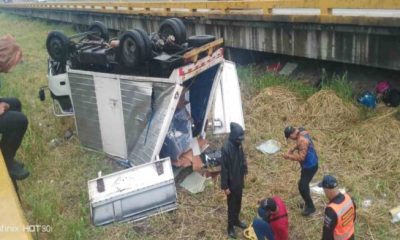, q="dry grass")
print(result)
[244,86,400,240]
